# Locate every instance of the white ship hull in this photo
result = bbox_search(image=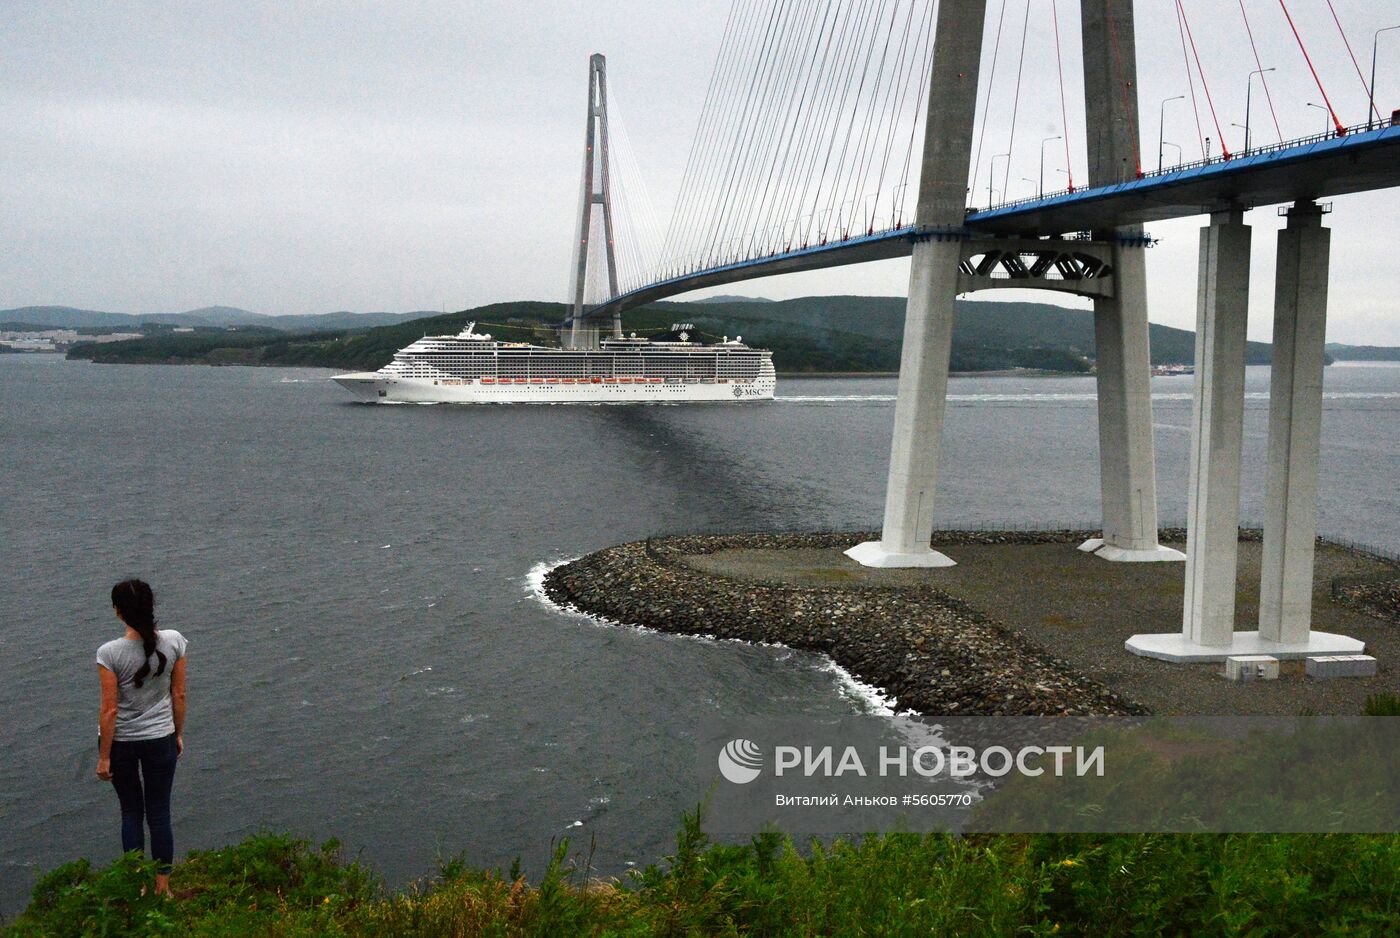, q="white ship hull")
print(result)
[333,372,776,404]
[332,321,775,404]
